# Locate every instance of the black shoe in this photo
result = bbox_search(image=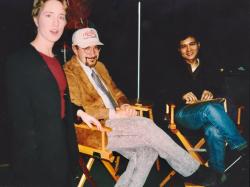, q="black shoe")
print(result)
[185,165,226,187]
[225,146,249,174]
[222,147,249,187]
[238,146,249,172]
